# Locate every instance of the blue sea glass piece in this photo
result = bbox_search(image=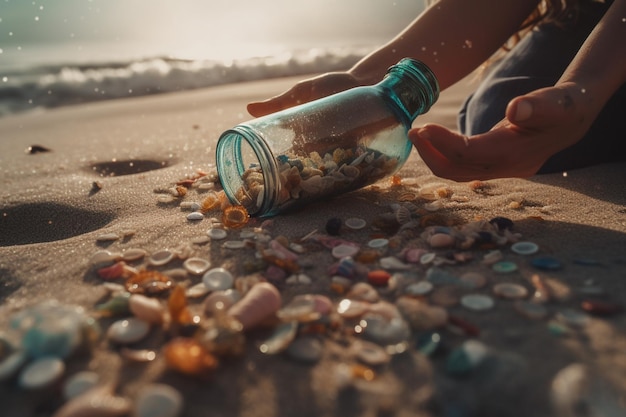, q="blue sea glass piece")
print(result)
[531,256,563,271]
